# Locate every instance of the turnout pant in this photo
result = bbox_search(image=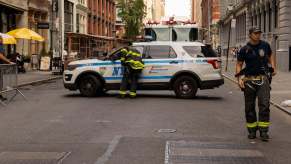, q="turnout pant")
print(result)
[244,76,270,132]
[119,66,141,97]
